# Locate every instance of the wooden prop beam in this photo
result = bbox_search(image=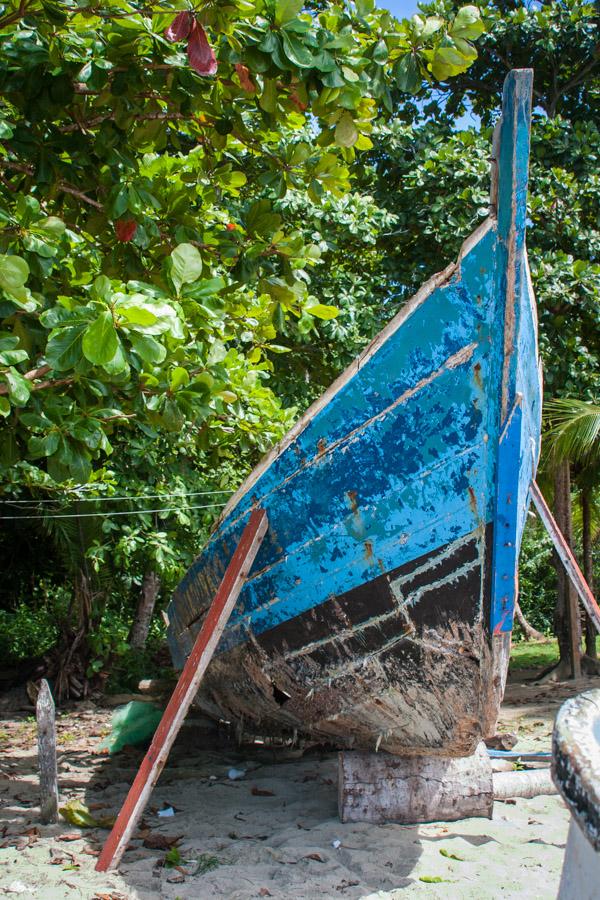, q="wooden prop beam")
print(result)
[530,481,600,635]
[96,508,268,872]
